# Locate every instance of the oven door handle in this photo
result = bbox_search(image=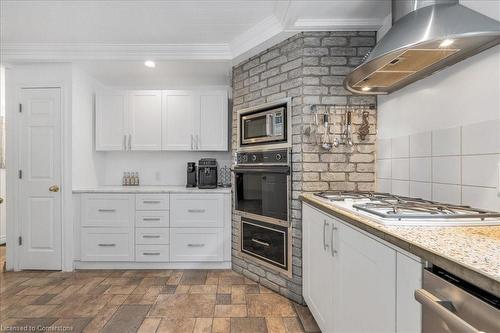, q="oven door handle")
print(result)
[232,166,290,174]
[414,289,480,333]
